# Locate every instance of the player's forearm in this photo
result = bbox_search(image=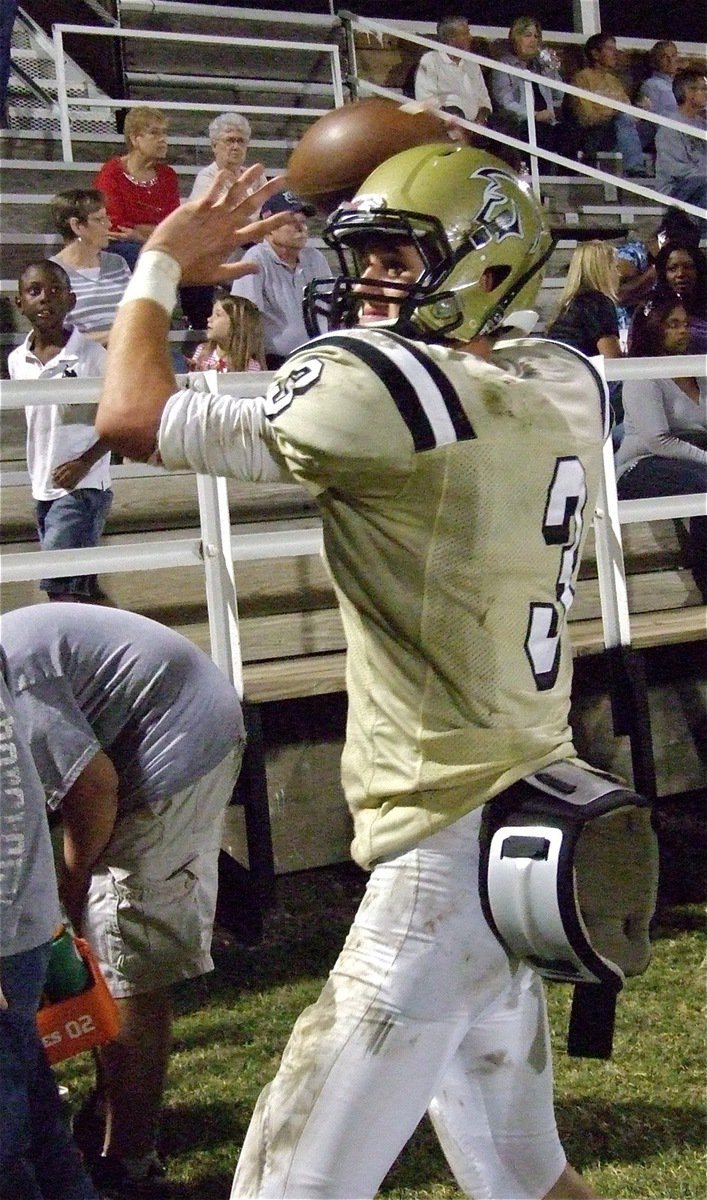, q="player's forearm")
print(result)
[96,296,177,460]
